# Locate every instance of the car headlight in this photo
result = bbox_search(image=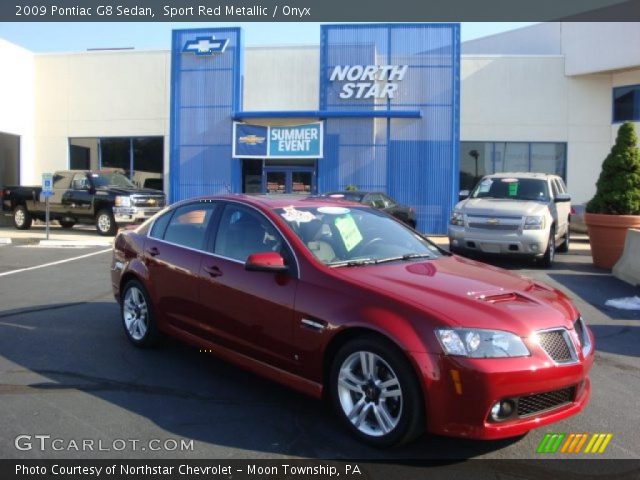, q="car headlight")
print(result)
[523,215,545,230]
[115,196,131,207]
[450,211,464,226]
[435,329,530,358]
